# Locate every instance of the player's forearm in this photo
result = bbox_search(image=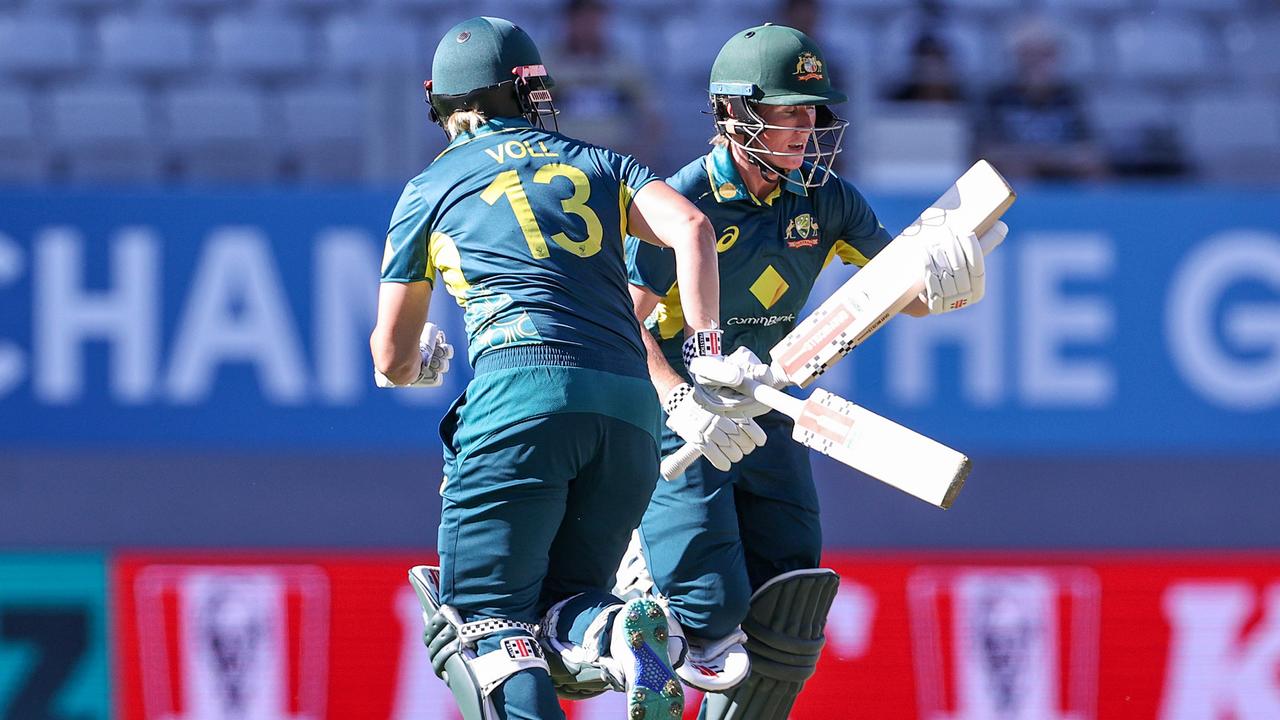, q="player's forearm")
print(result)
[641,325,686,397]
[371,332,422,385]
[669,216,720,333]
[627,181,720,332]
[371,282,431,384]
